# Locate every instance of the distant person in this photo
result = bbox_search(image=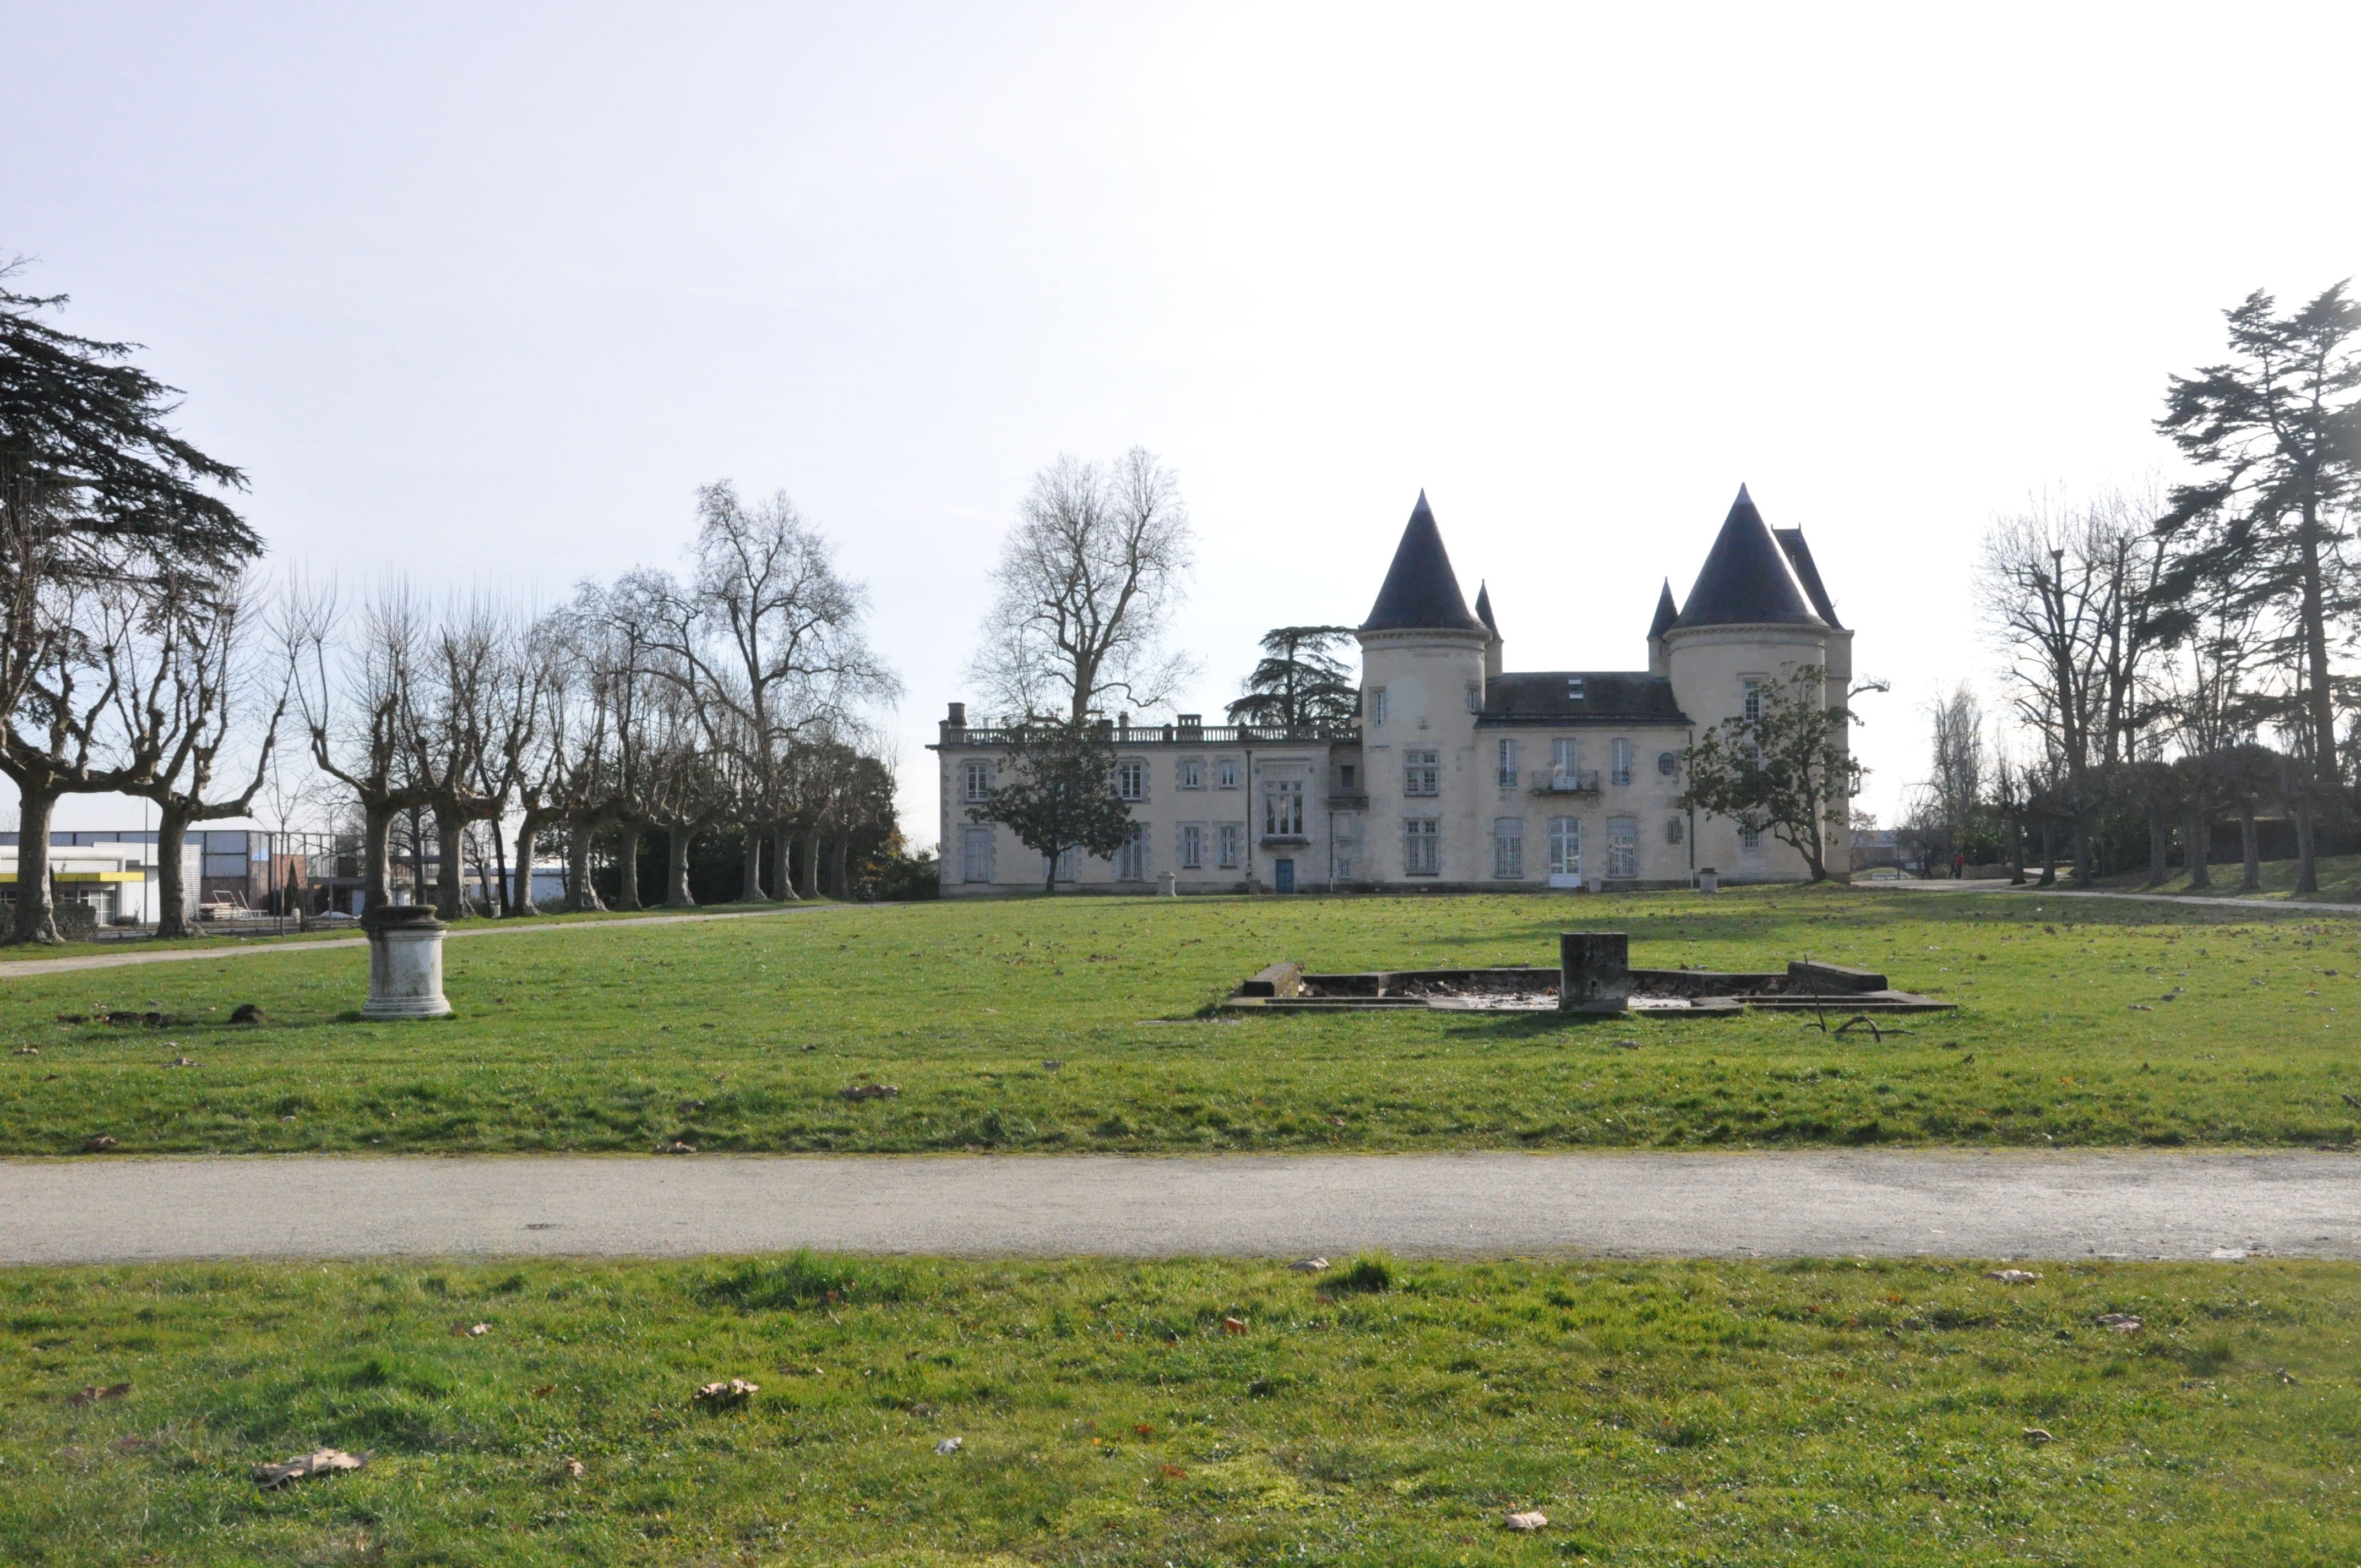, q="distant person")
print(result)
[1953,851,1965,880]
